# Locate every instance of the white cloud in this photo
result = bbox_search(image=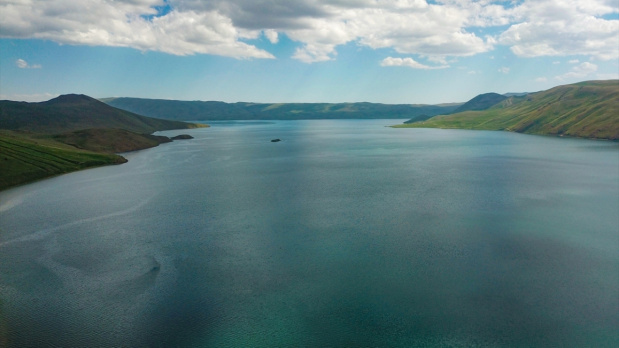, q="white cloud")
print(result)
[16,59,41,69]
[555,61,598,80]
[498,67,510,74]
[263,29,279,44]
[0,0,274,59]
[568,59,580,64]
[380,57,449,69]
[535,77,548,82]
[498,0,619,60]
[0,0,617,63]
[596,72,619,80]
